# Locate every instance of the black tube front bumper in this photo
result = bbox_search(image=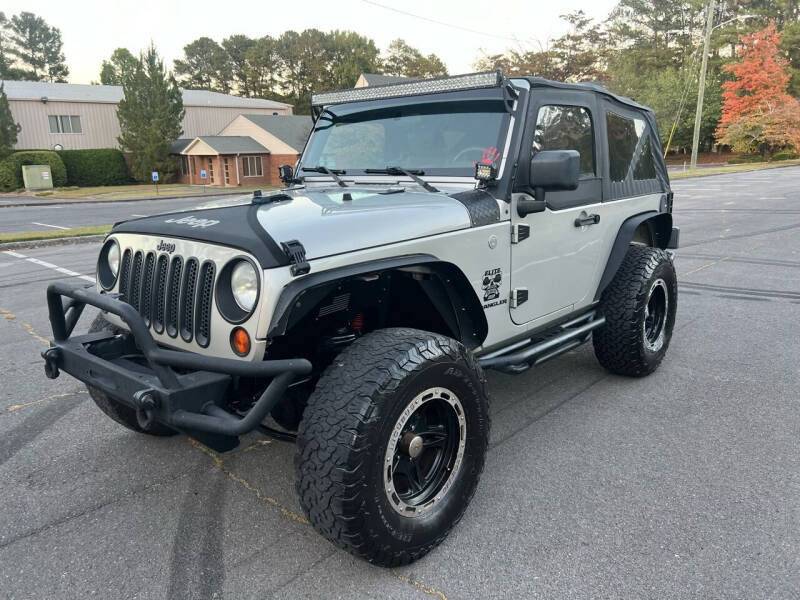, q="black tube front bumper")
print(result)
[44,281,312,451]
